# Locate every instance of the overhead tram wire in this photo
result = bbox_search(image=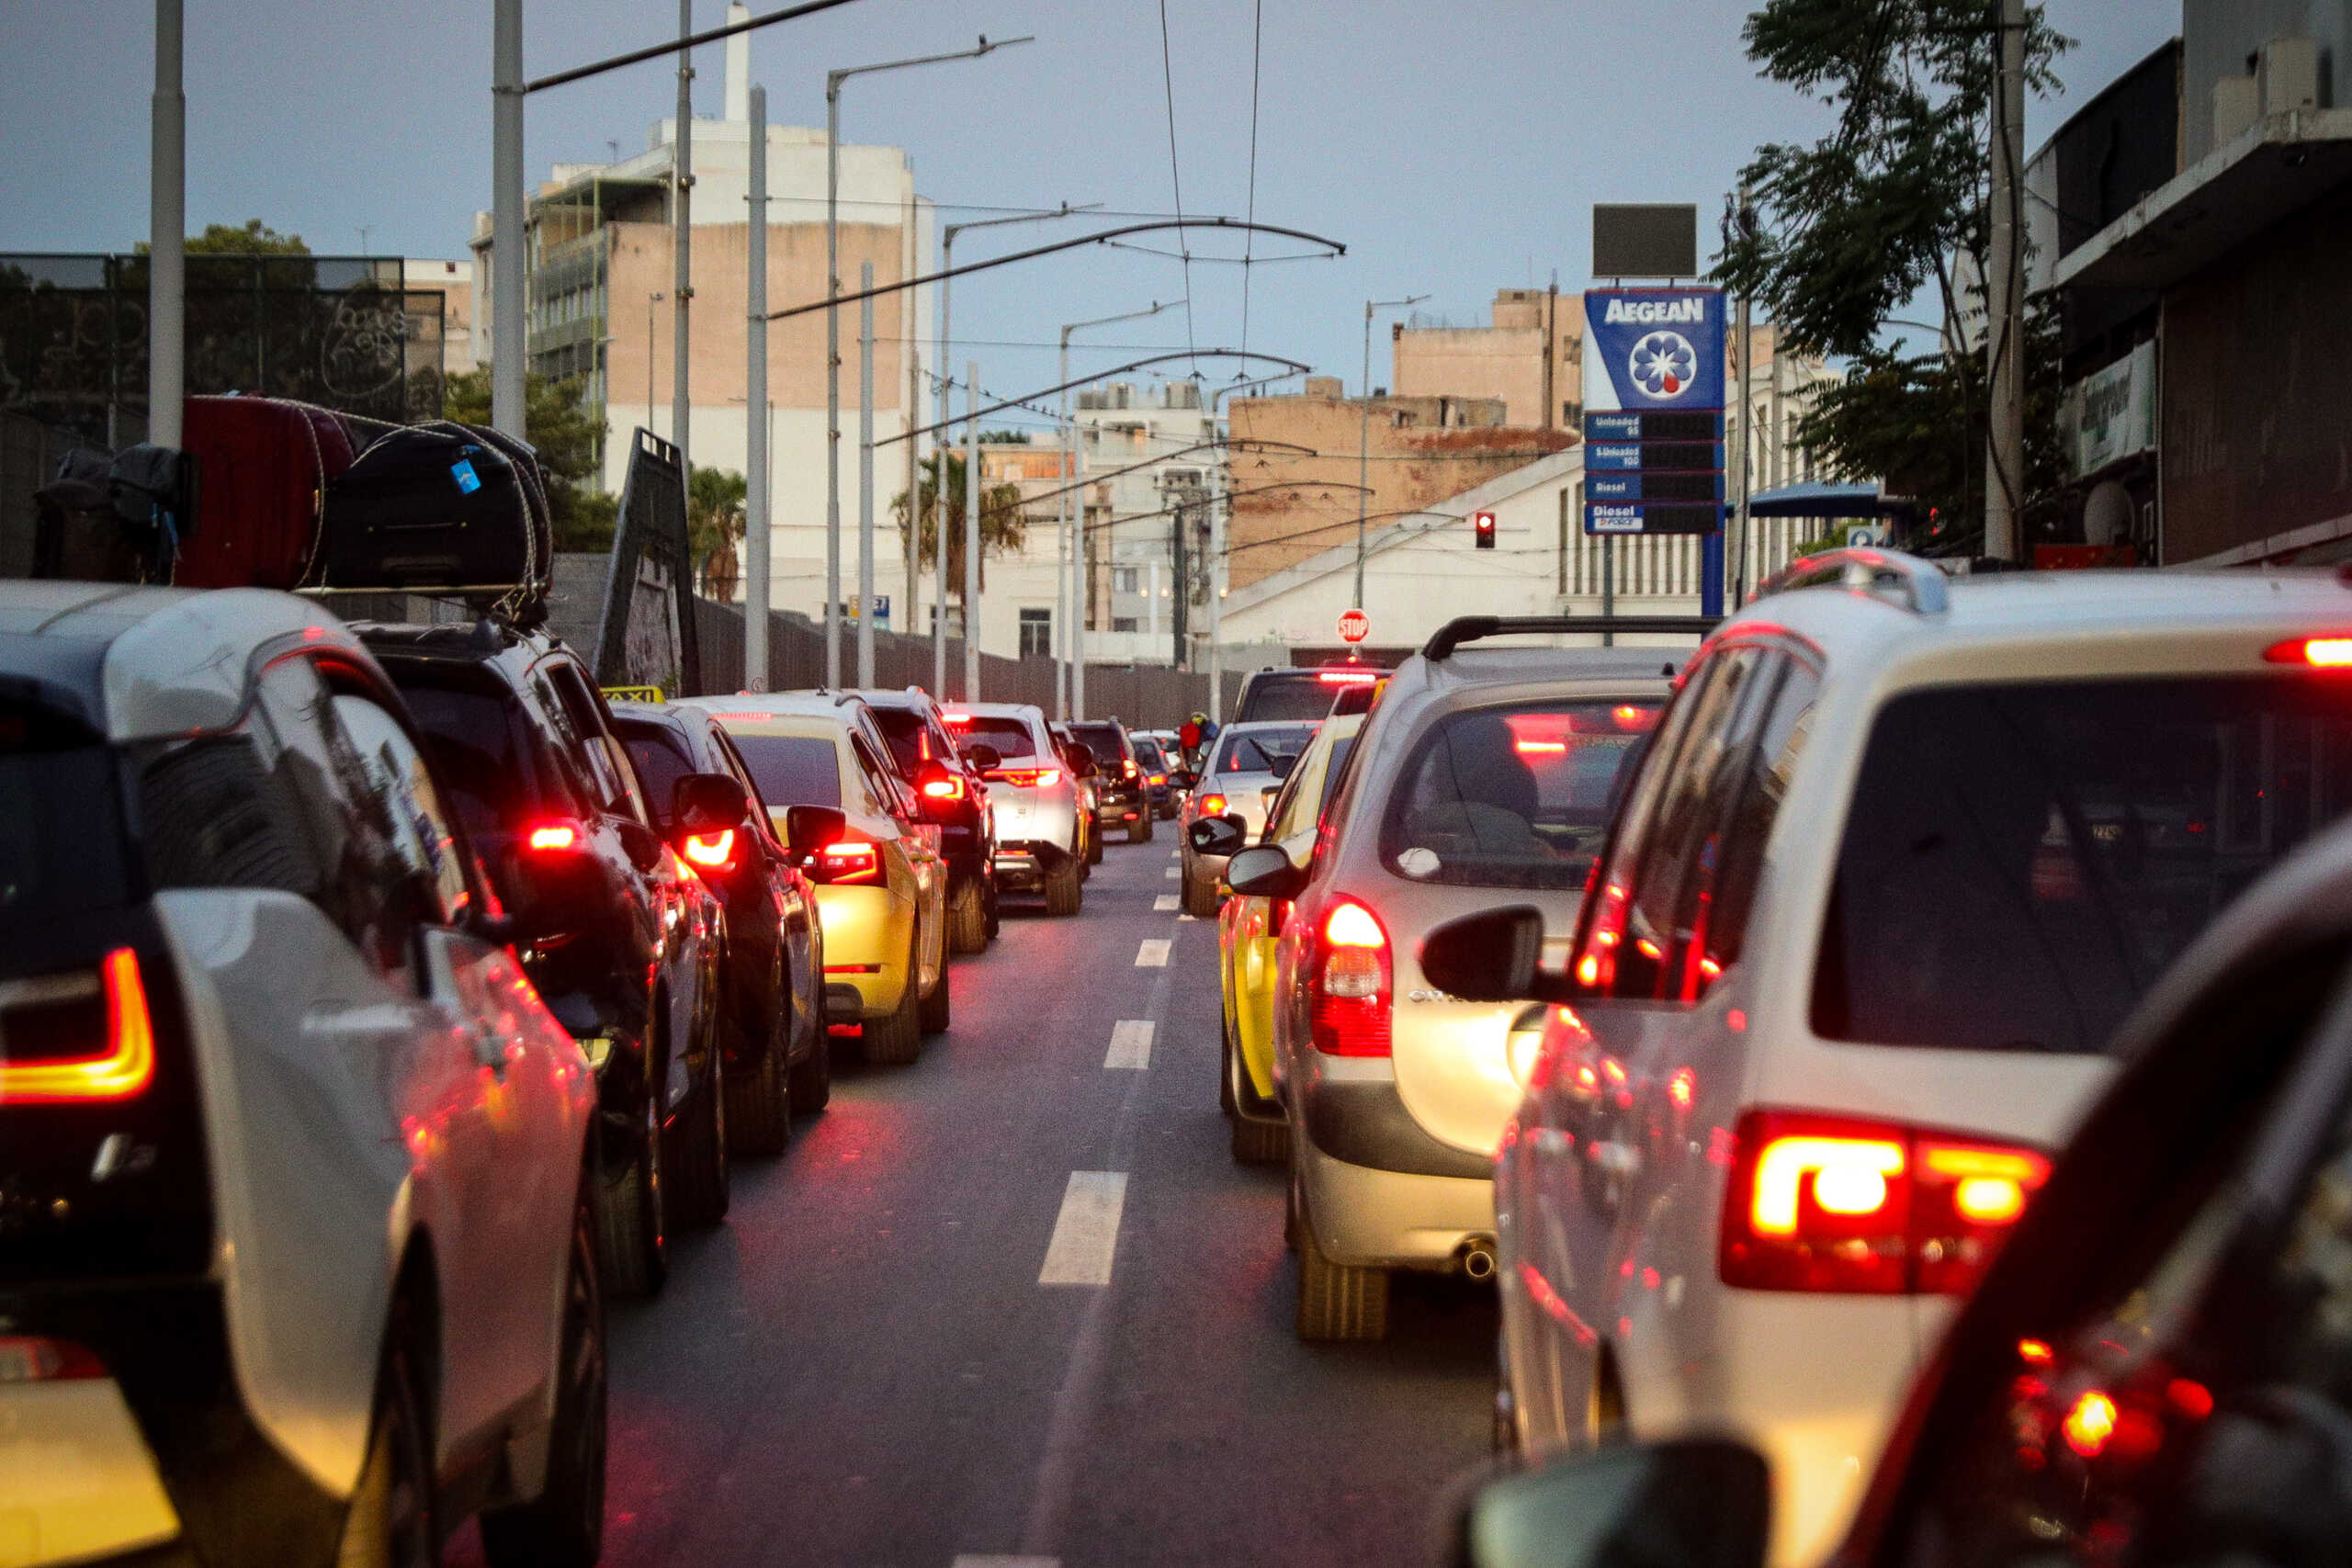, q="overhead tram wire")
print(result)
[1240,0,1264,358]
[1158,0,1198,368]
